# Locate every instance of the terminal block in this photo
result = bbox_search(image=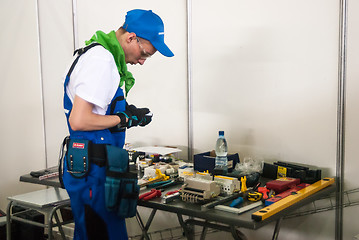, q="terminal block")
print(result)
[180,178,220,203]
